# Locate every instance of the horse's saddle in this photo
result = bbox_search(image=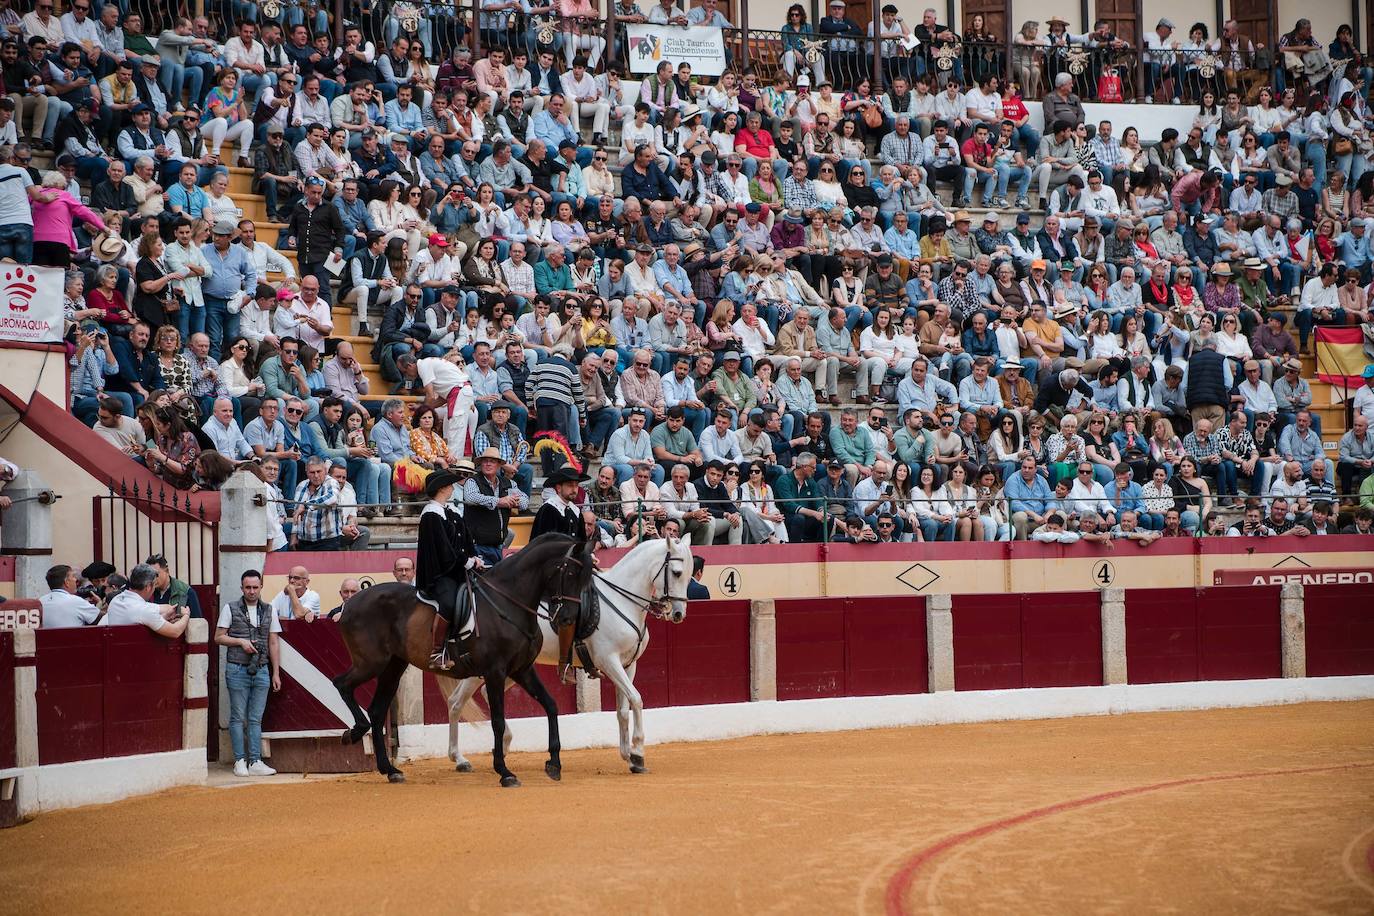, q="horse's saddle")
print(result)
[453,583,477,641]
[571,585,601,679]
